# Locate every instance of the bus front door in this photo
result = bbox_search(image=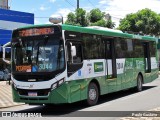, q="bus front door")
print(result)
[105,39,117,93]
[143,42,151,73]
